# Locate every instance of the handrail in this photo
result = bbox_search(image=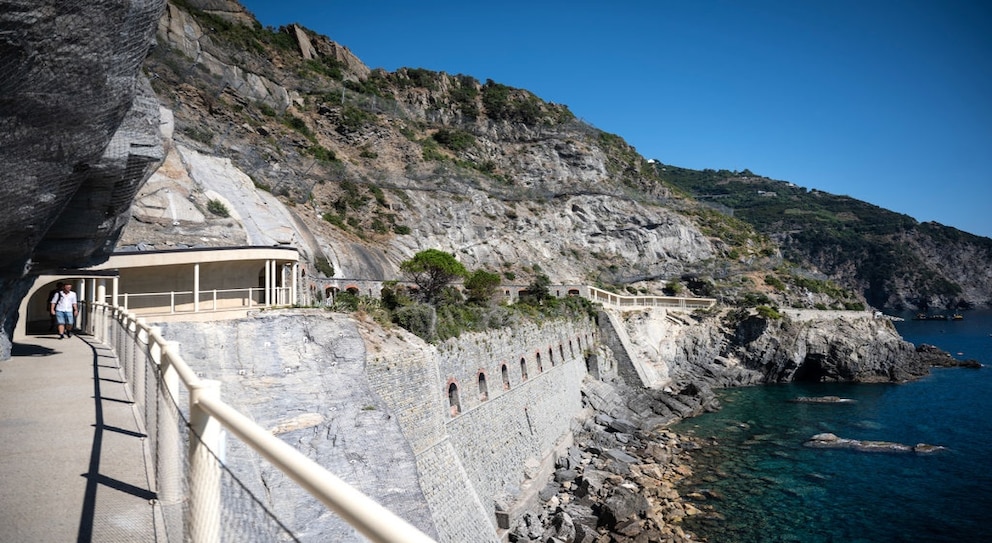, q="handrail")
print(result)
[89,302,436,543]
[586,286,716,309]
[195,395,435,543]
